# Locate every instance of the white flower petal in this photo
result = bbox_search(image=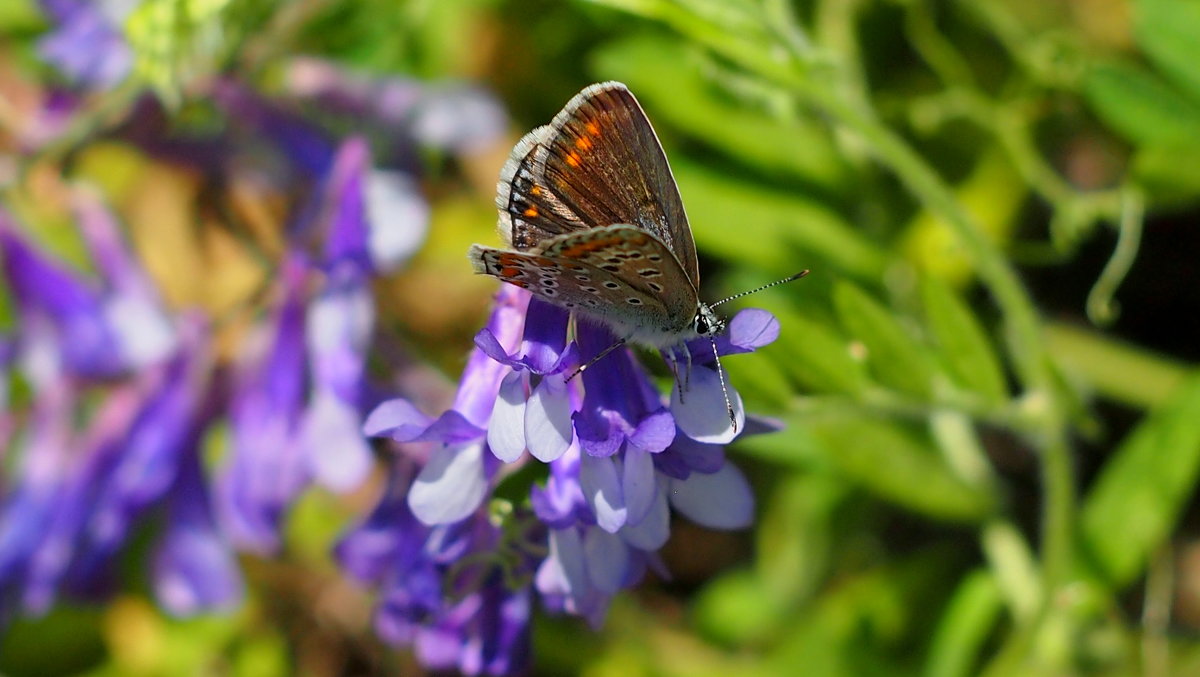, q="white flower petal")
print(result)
[302,389,372,492]
[622,445,656,525]
[620,477,670,550]
[366,170,429,272]
[408,442,486,525]
[669,462,754,530]
[671,366,744,444]
[487,371,526,462]
[525,374,572,462]
[579,452,626,533]
[584,526,630,593]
